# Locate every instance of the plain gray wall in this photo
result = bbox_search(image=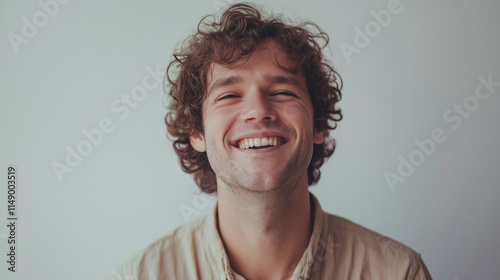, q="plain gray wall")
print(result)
[1,0,499,279]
